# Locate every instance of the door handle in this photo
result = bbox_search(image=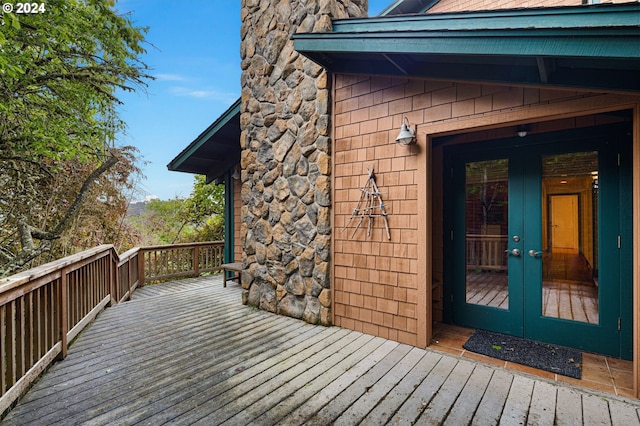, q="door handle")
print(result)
[528,250,543,258]
[505,248,521,257]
